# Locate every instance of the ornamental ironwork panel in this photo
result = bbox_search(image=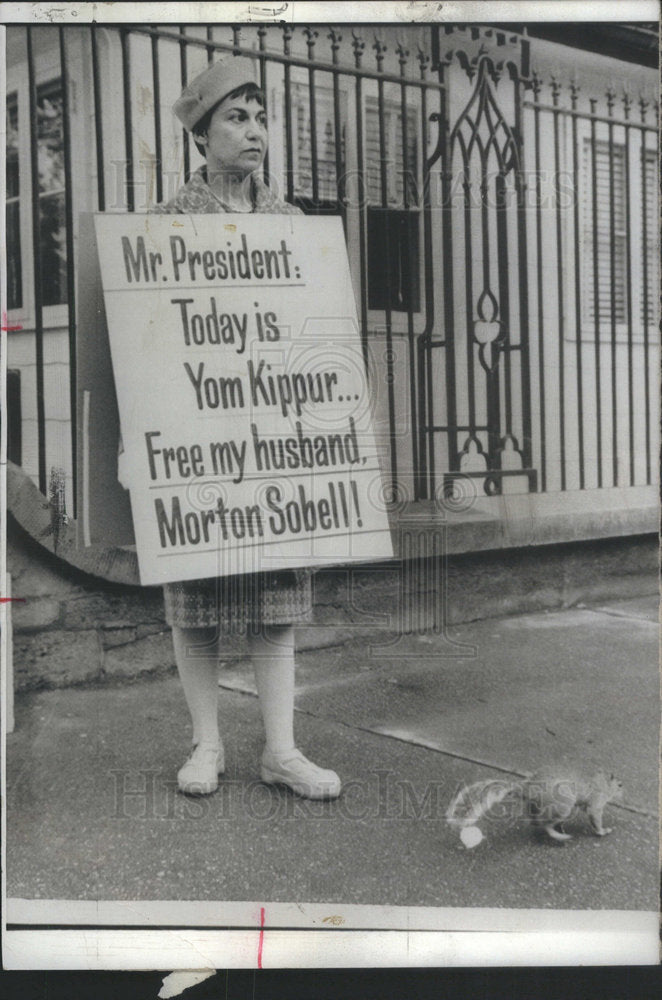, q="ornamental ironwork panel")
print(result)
[420,29,537,499]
